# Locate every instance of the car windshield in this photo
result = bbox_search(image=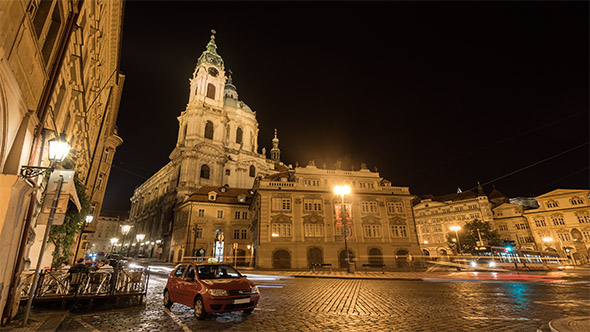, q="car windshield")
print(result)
[197,265,242,279]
